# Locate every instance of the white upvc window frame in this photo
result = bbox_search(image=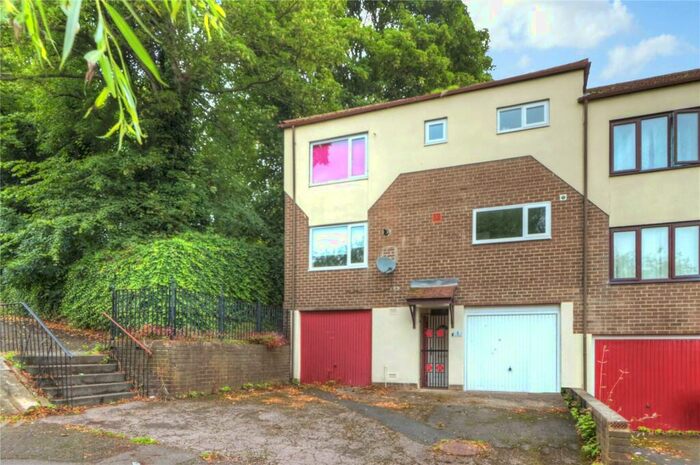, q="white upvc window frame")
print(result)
[472,201,552,245]
[497,100,550,134]
[424,118,448,145]
[309,222,368,271]
[309,133,368,187]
